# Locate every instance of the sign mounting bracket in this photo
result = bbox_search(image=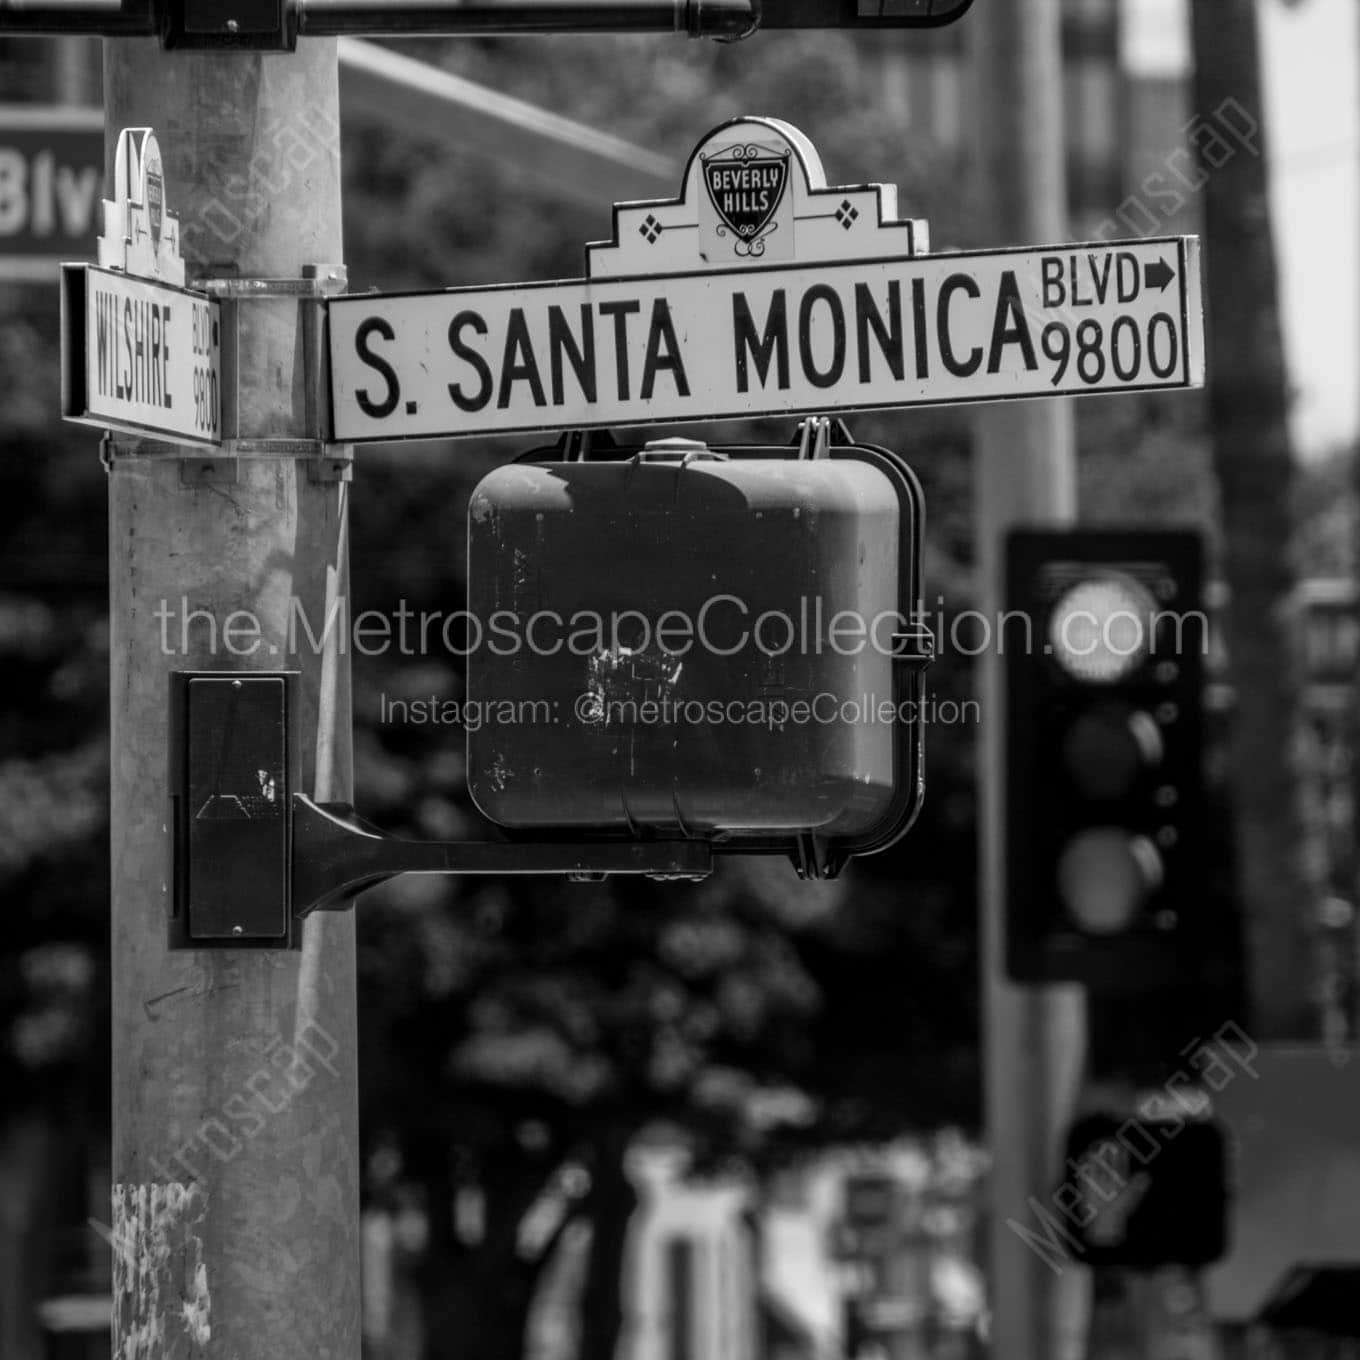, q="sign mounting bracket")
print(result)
[793,415,856,460]
[290,796,713,919]
[191,261,349,457]
[169,670,712,949]
[89,249,353,477]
